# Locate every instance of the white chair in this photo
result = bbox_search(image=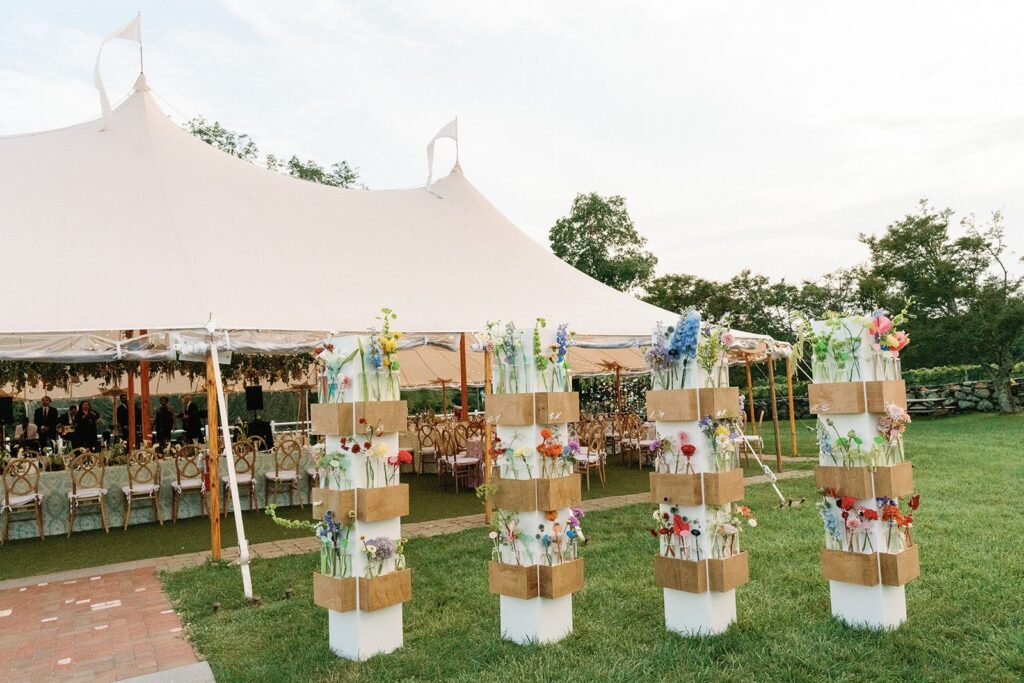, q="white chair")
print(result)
[266,437,303,507]
[121,449,163,530]
[2,457,44,543]
[222,439,258,516]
